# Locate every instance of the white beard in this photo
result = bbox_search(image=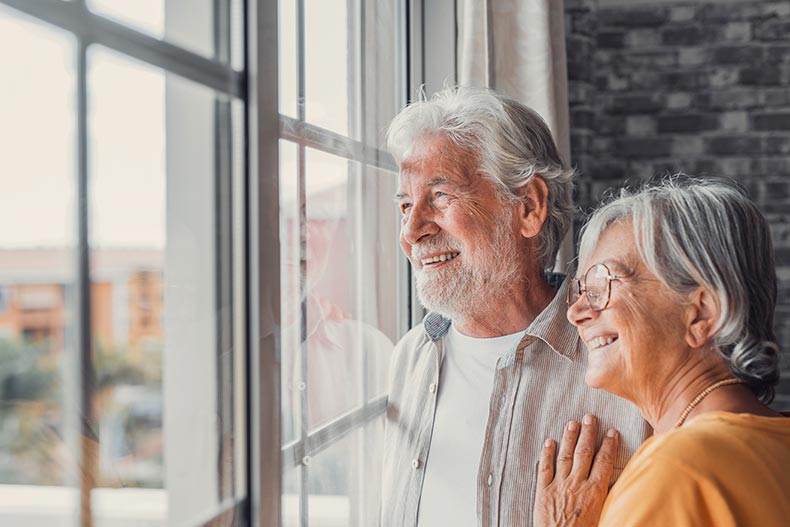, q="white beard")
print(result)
[412,215,522,321]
